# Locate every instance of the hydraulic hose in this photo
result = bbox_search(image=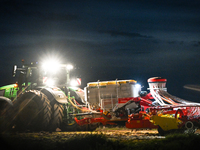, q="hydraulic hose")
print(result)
[68,97,98,113]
